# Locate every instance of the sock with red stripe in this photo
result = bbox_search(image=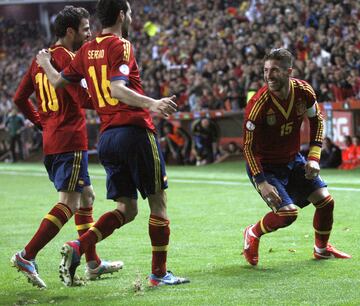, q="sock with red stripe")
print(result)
[78,209,125,255]
[252,209,298,238]
[149,214,170,277]
[75,207,101,266]
[313,196,334,249]
[24,202,73,260]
